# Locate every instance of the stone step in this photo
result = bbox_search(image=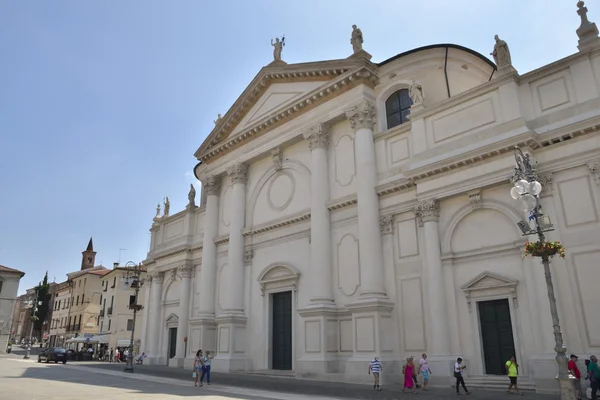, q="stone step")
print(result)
[463,375,536,392]
[234,370,296,379]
